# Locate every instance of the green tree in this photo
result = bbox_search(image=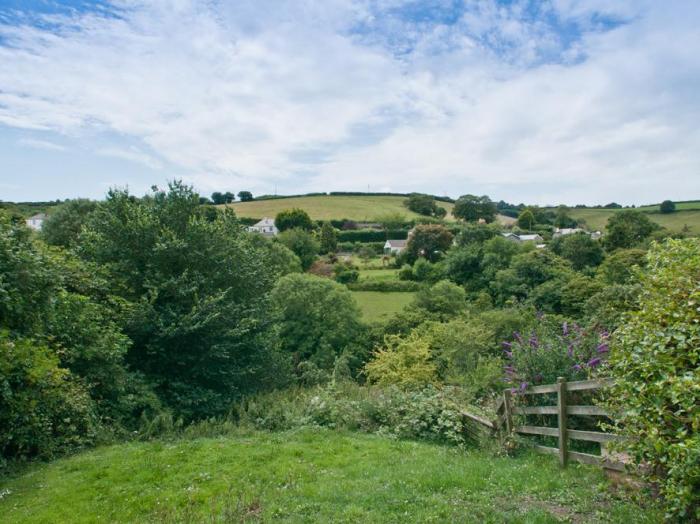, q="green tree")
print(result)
[237,191,254,201]
[516,208,536,230]
[79,182,287,419]
[554,205,577,228]
[412,280,467,320]
[275,208,314,232]
[364,332,438,388]
[604,239,700,520]
[211,192,225,205]
[453,194,497,223]
[595,248,647,284]
[550,232,604,270]
[270,274,363,371]
[41,199,98,248]
[278,228,320,271]
[319,221,338,254]
[406,224,454,262]
[659,200,675,213]
[603,210,656,250]
[404,193,439,217]
[222,192,235,203]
